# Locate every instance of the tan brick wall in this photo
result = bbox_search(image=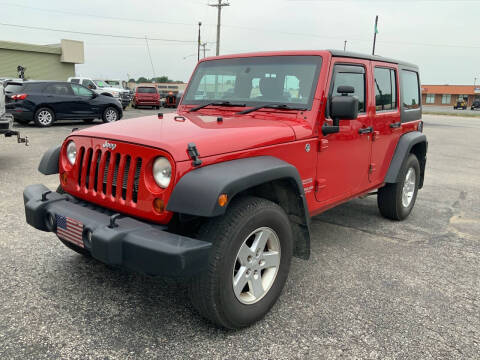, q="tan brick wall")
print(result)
[0,48,75,80]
